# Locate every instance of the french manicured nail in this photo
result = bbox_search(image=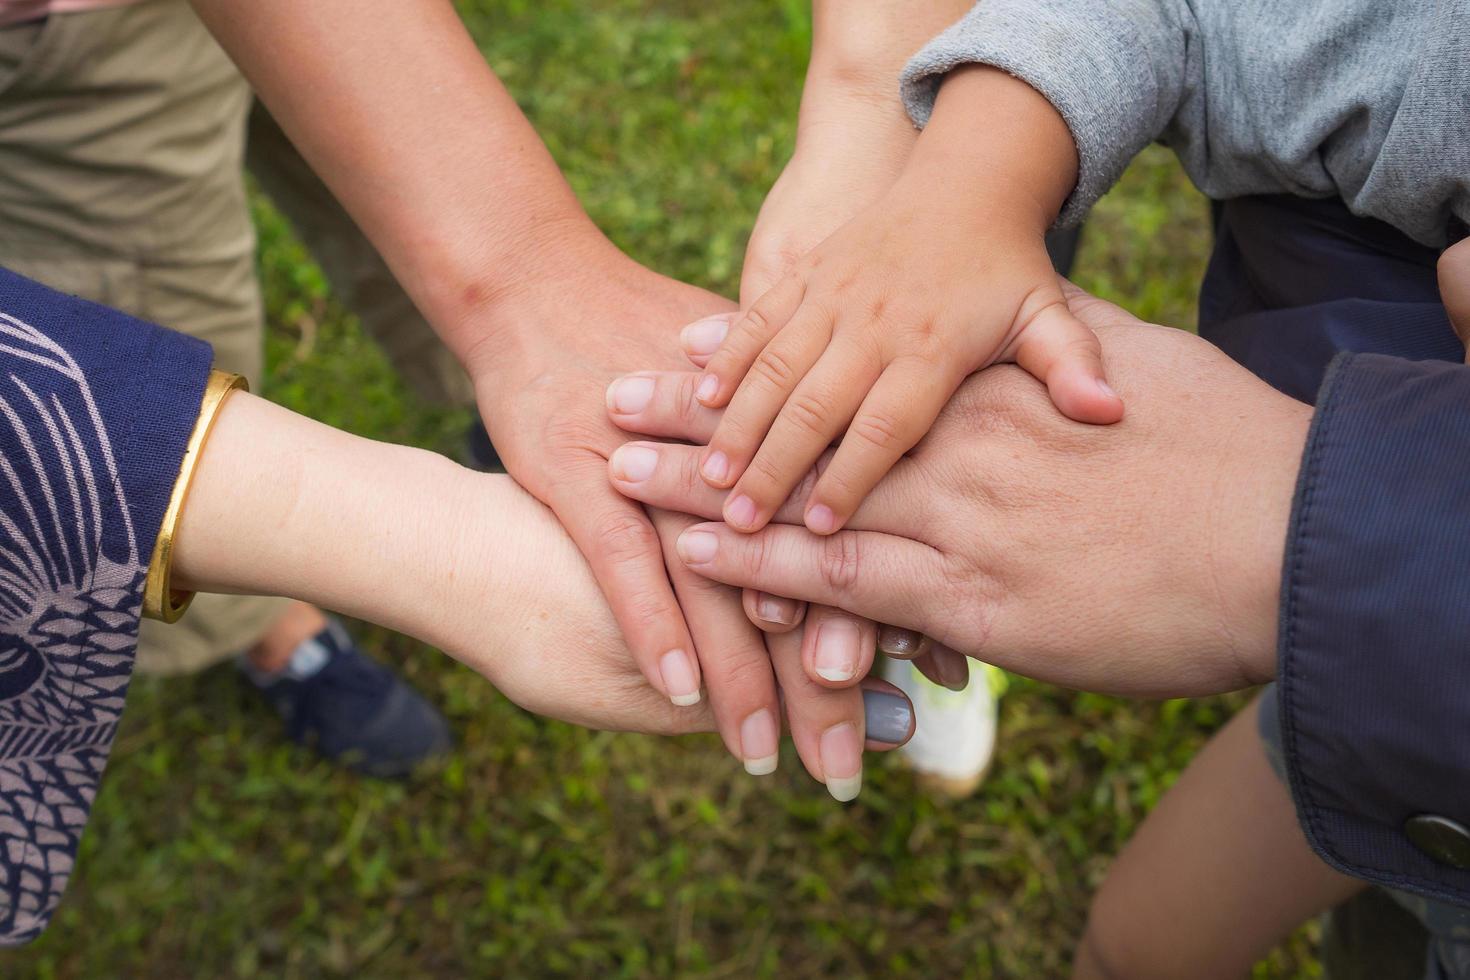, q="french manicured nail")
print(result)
[682,317,730,356]
[741,708,779,776]
[725,494,757,528]
[756,592,799,626]
[1097,378,1119,400]
[696,374,719,404]
[610,445,658,483]
[863,690,914,745]
[814,617,861,682]
[805,504,836,535]
[877,626,923,657]
[606,375,655,414]
[820,722,863,802]
[659,649,700,706]
[701,450,729,484]
[677,529,719,564]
